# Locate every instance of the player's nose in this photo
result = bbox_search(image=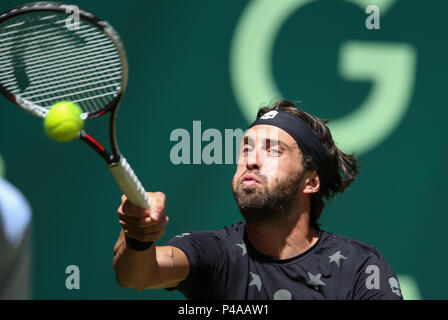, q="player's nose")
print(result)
[246,146,262,170]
